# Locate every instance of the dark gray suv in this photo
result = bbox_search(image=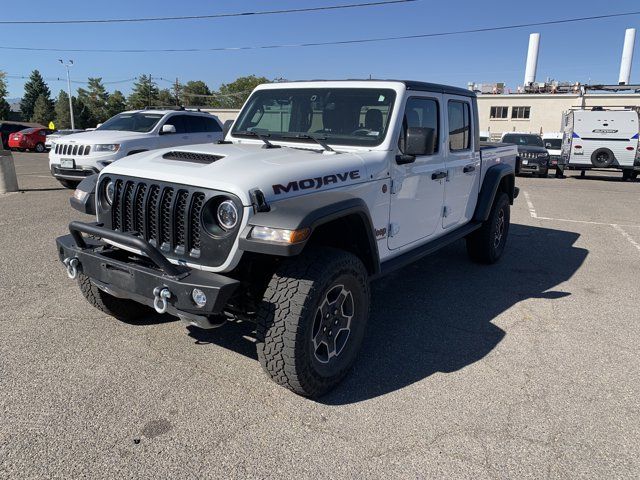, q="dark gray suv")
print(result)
[502,133,550,177]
